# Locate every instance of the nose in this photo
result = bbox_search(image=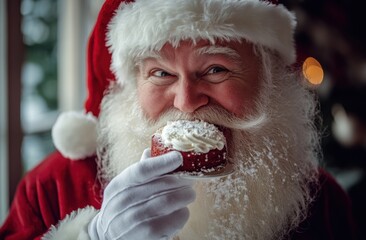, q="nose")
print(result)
[173,79,209,113]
